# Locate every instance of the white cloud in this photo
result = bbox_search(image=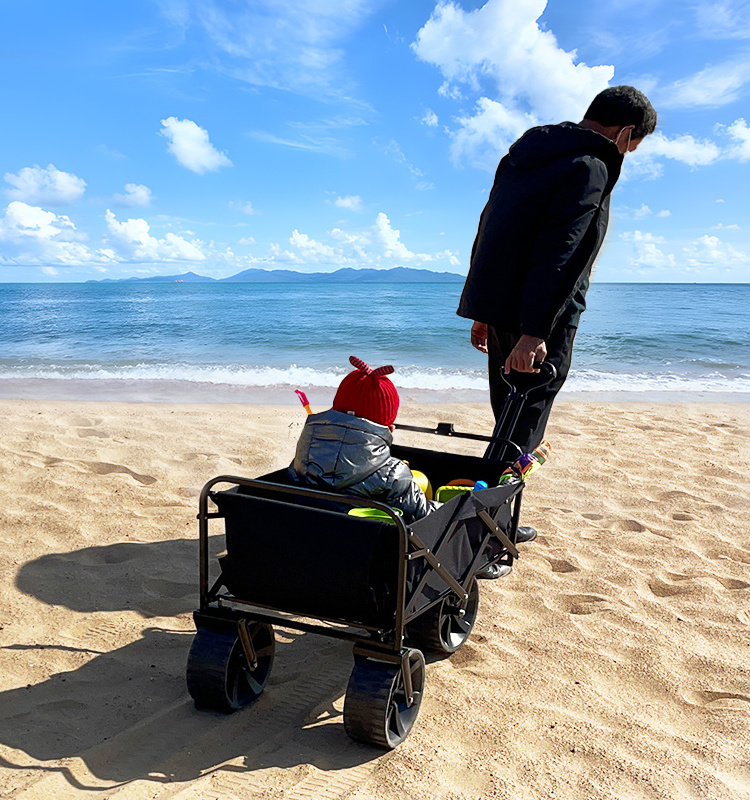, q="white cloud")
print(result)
[4,164,87,205]
[255,213,459,271]
[159,117,232,174]
[239,236,256,245]
[229,200,258,215]
[658,59,750,108]
[413,0,613,167]
[421,109,439,127]
[113,183,153,207]
[621,230,676,269]
[631,131,722,169]
[335,195,363,212]
[105,209,207,261]
[720,117,750,161]
[694,0,750,39]
[450,97,535,169]
[618,230,750,276]
[289,229,339,261]
[0,201,102,265]
[683,234,748,269]
[159,0,375,97]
